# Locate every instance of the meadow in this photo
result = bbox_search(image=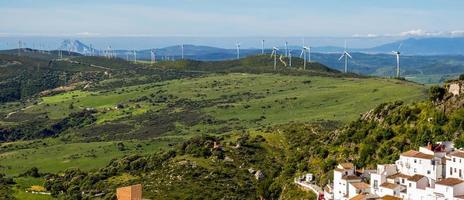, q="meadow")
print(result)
[1,73,426,175]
